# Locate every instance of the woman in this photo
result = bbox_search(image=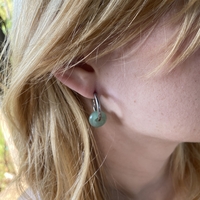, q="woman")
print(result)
[2,0,200,199]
